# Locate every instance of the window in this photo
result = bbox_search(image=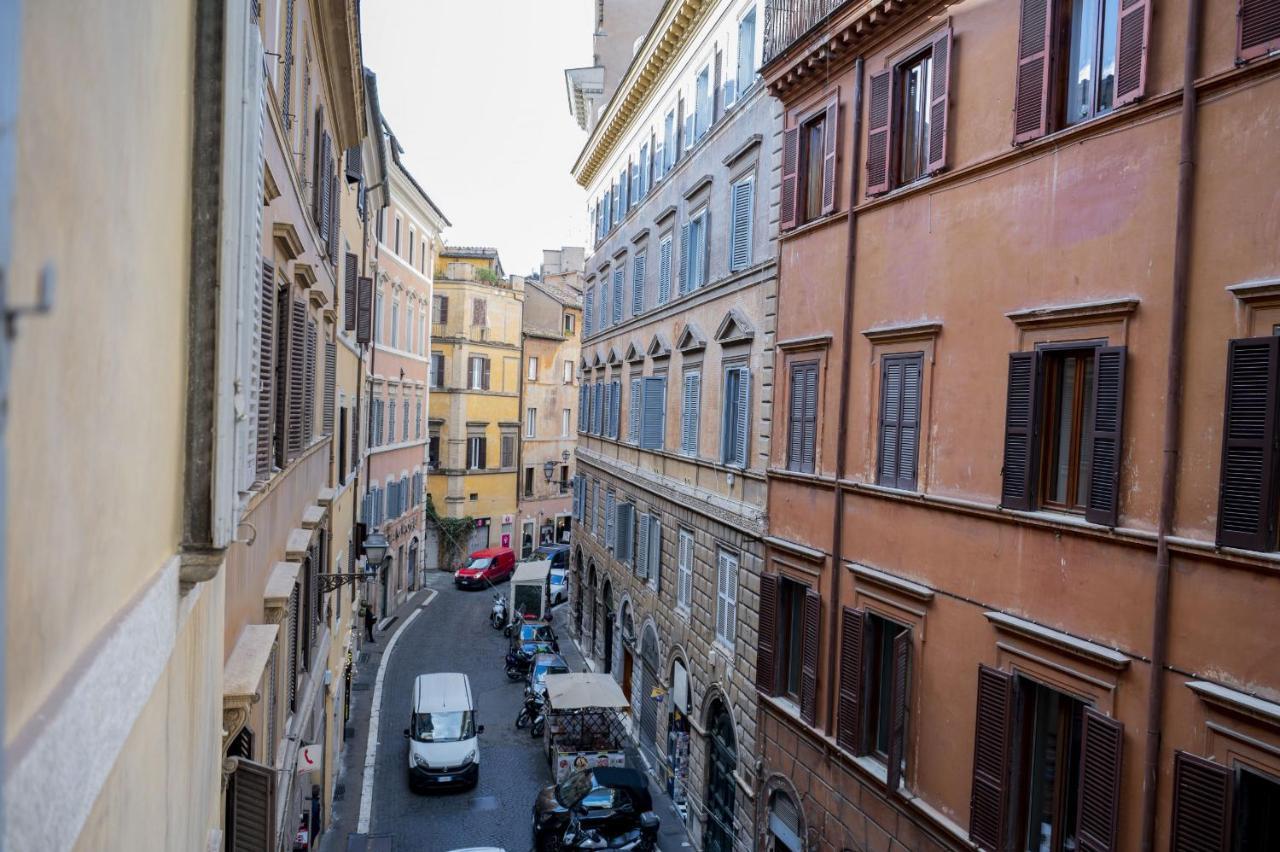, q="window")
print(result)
[638,141,650,198]
[394,216,401,255]
[787,361,819,473]
[1012,0,1147,144]
[612,265,624,324]
[680,370,701,456]
[634,511,660,583]
[432,294,448,325]
[407,303,415,352]
[466,436,487,469]
[468,356,491,391]
[524,466,534,498]
[374,290,384,343]
[419,312,426,355]
[781,99,838,229]
[473,297,487,327]
[526,407,537,439]
[676,529,694,609]
[680,209,708,294]
[408,228,415,265]
[658,234,673,304]
[430,352,445,388]
[618,167,629,215]
[501,434,516,468]
[729,177,754,272]
[722,366,750,467]
[600,275,610,330]
[897,50,934,185]
[865,30,952,196]
[778,578,809,701]
[605,489,616,552]
[662,109,676,174]
[803,112,826,222]
[428,434,440,469]
[629,158,640,208]
[402,399,409,442]
[1001,345,1126,525]
[391,299,399,347]
[584,286,594,335]
[640,375,667,450]
[714,548,738,646]
[1013,678,1086,850]
[694,65,712,141]
[564,313,575,335]
[611,179,621,225]
[736,7,757,99]
[628,377,642,444]
[528,357,538,382]
[863,614,910,761]
[564,359,574,384]
[415,399,422,439]
[562,408,571,437]
[877,354,923,490]
[632,253,646,315]
[388,393,397,442]
[609,379,621,439]
[1216,337,1280,550]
